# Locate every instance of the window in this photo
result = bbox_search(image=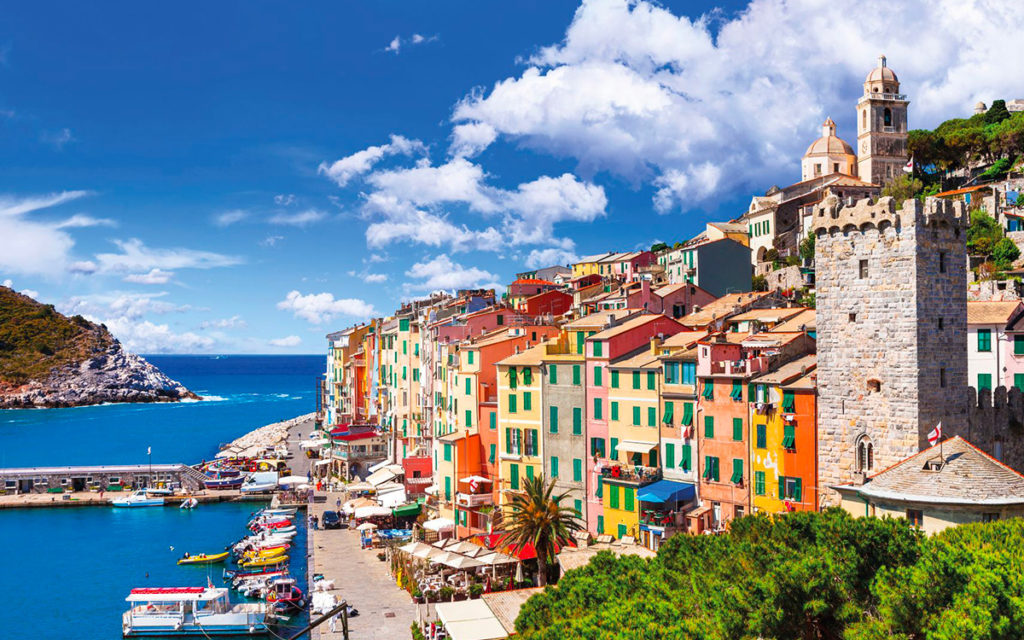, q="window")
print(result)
[624,487,635,512]
[782,424,796,450]
[704,415,714,438]
[609,484,620,509]
[849,313,857,323]
[703,456,720,481]
[754,471,766,495]
[524,392,533,411]
[665,443,675,468]
[632,371,641,389]
[939,251,946,273]
[681,362,696,385]
[1016,335,1024,355]
[445,477,451,501]
[647,371,656,390]
[573,458,582,482]
[702,380,714,399]
[663,402,674,425]
[730,380,742,401]
[940,367,946,388]
[509,394,517,413]
[610,438,619,461]
[525,430,538,457]
[610,401,619,421]
[465,410,472,427]
[664,362,679,384]
[443,443,452,462]
[730,458,743,484]
[647,407,657,427]
[490,412,496,430]
[594,366,603,387]
[593,341,603,357]
[593,397,603,420]
[781,391,795,413]
[551,456,559,478]
[508,367,518,389]
[631,405,641,426]
[573,408,583,435]
[681,402,694,427]
[522,368,533,385]
[617,524,628,538]
[611,370,620,388]
[465,377,472,395]
[549,406,558,433]
[497,314,504,326]
[489,444,496,463]
[467,350,474,365]
[779,476,803,502]
[756,423,766,449]
[883,107,892,127]
[859,259,868,279]
[833,162,839,173]
[549,364,557,384]
[590,437,606,457]
[856,435,874,472]
[510,464,519,490]
[681,444,692,472]
[906,509,923,527]
[597,515,604,534]
[867,378,881,393]
[732,418,743,441]
[1016,373,1024,392]
[938,318,944,330]
[978,373,992,391]
[572,365,581,386]
[978,329,992,352]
